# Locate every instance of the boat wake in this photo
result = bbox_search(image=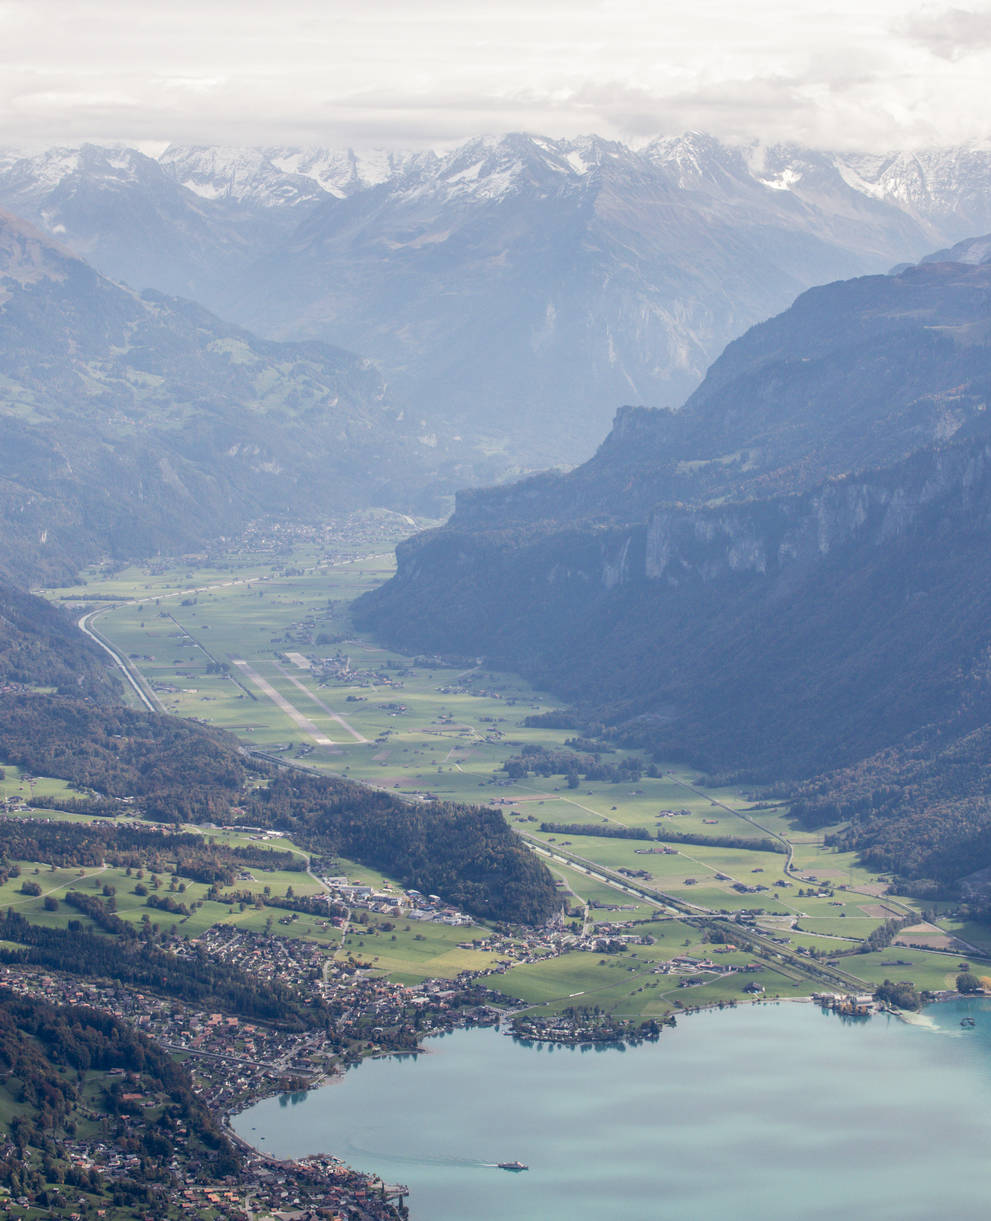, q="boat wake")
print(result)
[900,1012,941,1031]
